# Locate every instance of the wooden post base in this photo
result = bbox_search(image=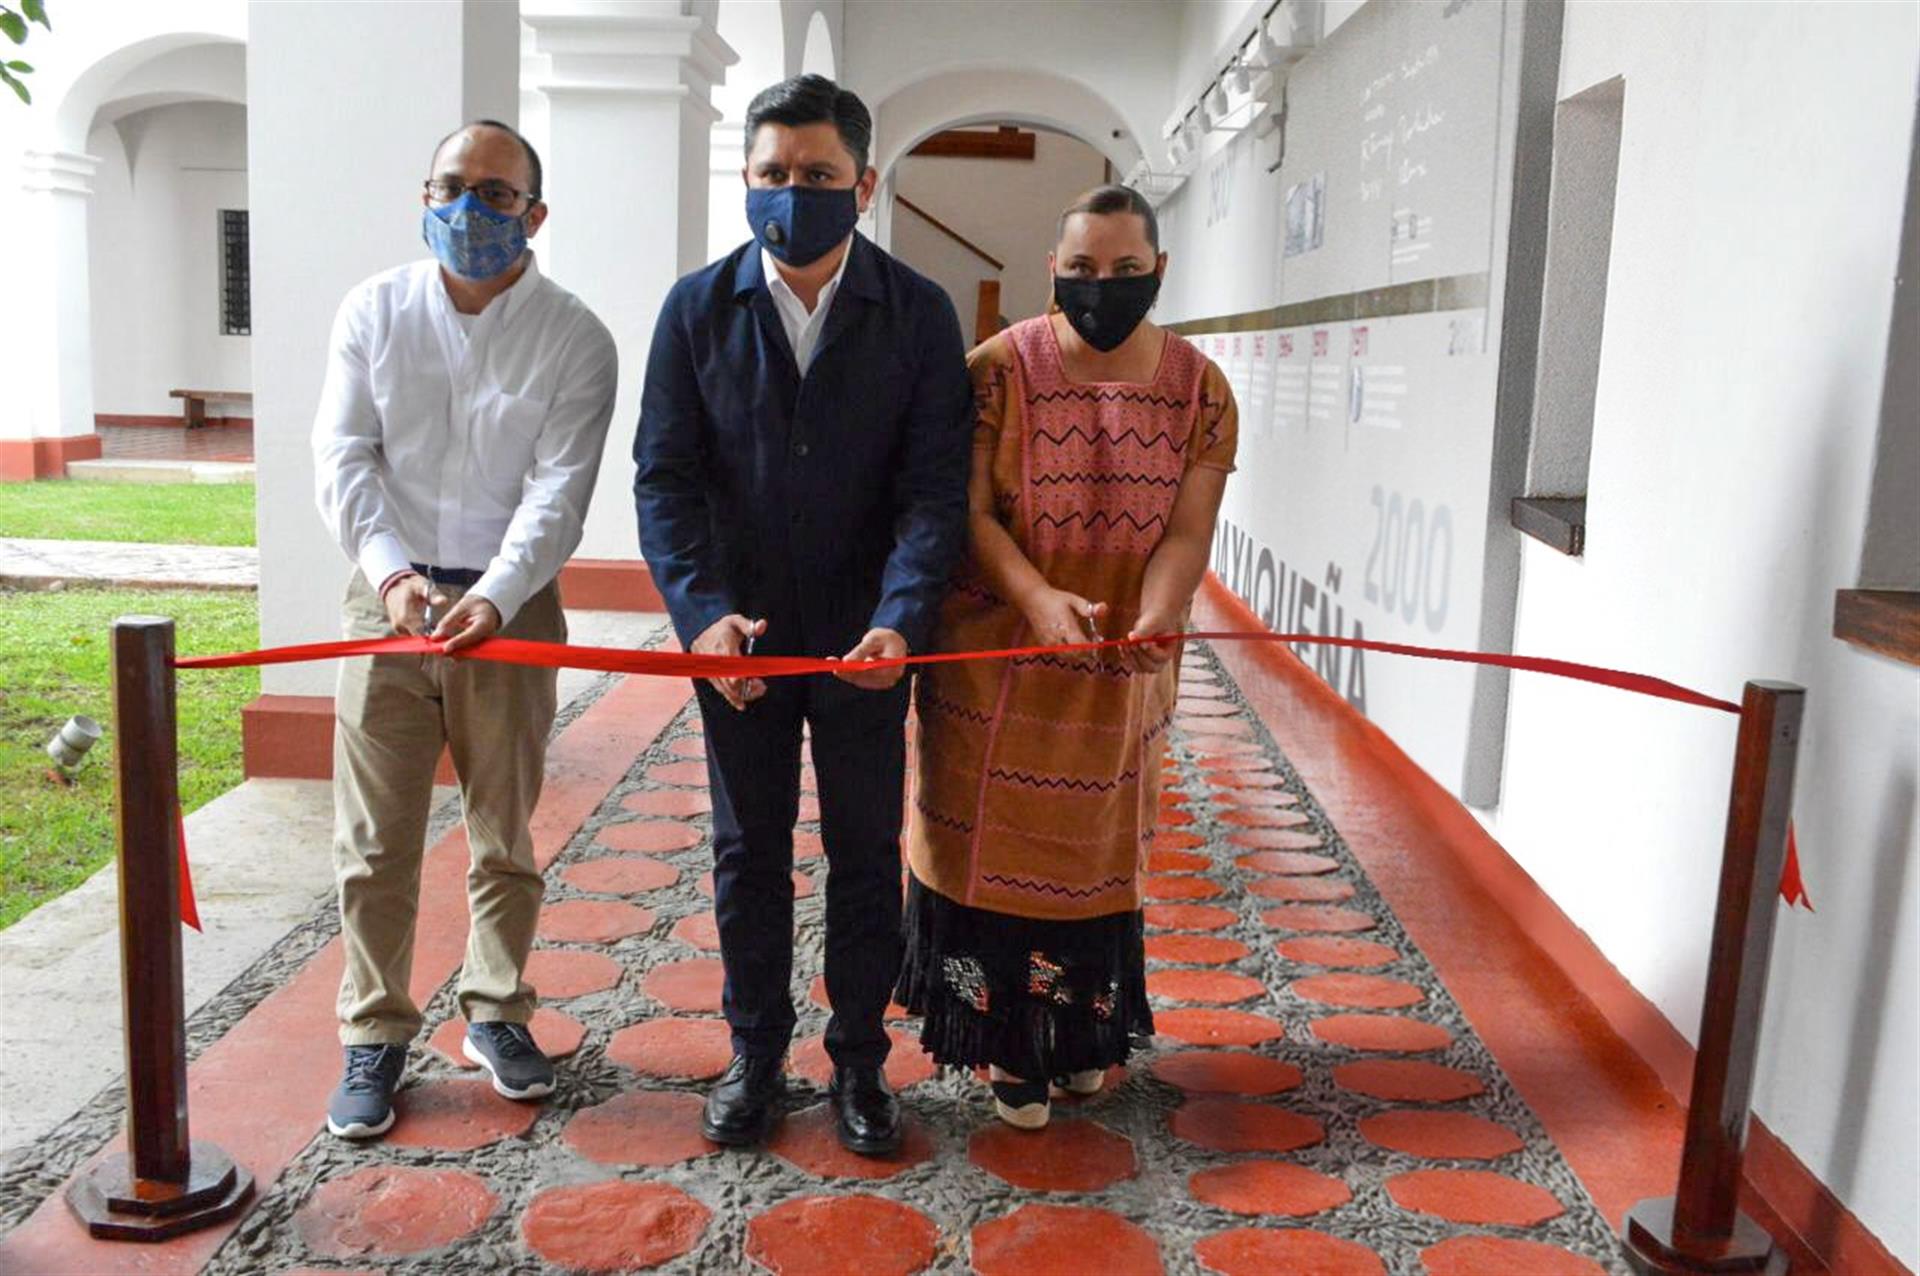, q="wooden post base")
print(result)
[1624,1198,1788,1275]
[65,1141,255,1241]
